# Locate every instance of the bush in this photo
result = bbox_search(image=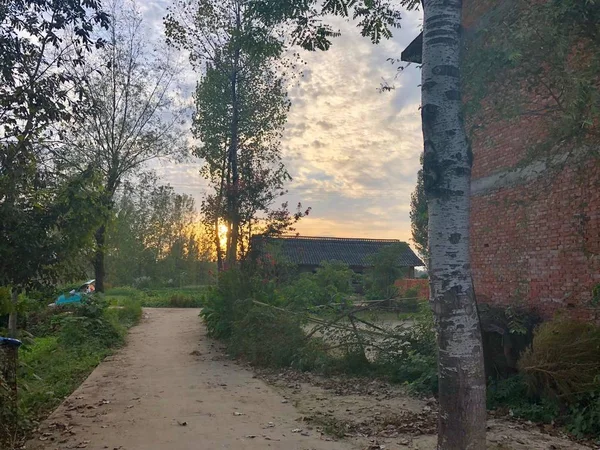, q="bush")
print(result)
[567,392,600,438]
[282,262,354,308]
[283,273,327,308]
[104,299,142,328]
[373,305,438,394]
[364,243,410,300]
[487,375,560,424]
[228,303,308,367]
[519,319,600,399]
[201,269,254,338]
